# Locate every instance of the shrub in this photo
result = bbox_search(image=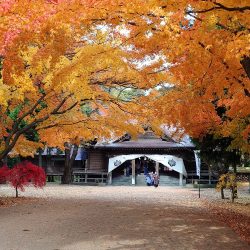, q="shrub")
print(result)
[0,165,10,184]
[0,161,46,197]
[216,173,237,202]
